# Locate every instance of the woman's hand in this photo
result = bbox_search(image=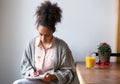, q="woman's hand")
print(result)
[40,73,57,83]
[29,69,39,77]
